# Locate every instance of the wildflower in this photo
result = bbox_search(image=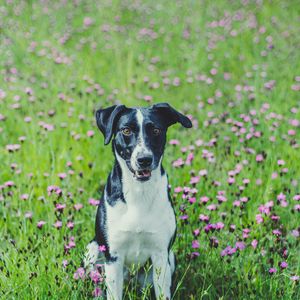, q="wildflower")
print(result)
[67,222,74,229]
[73,267,85,280]
[92,287,103,297]
[251,239,258,249]
[90,270,102,283]
[169,139,180,145]
[192,240,199,249]
[74,203,83,211]
[99,245,106,252]
[269,268,277,274]
[53,221,62,229]
[58,173,67,180]
[290,275,299,281]
[37,221,46,229]
[235,241,246,250]
[62,260,68,268]
[280,261,288,269]
[272,229,282,236]
[56,203,66,212]
[89,198,100,206]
